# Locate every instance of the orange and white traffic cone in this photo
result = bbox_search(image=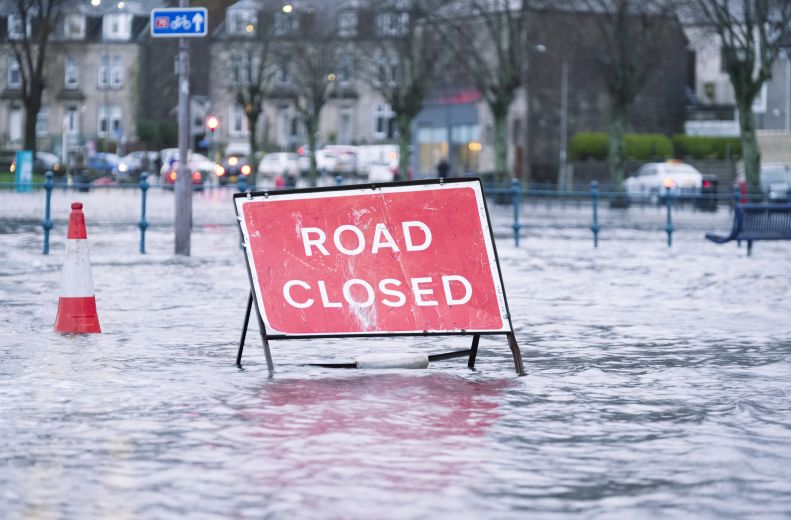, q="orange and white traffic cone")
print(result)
[54,202,101,334]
